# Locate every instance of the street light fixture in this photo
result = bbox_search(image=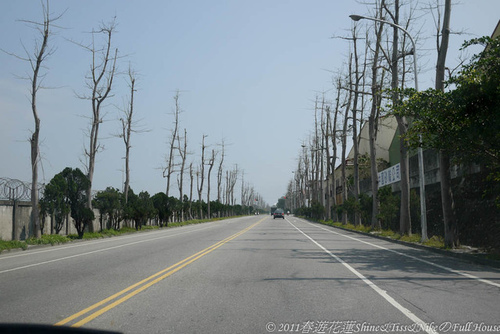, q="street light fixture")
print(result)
[349,14,427,241]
